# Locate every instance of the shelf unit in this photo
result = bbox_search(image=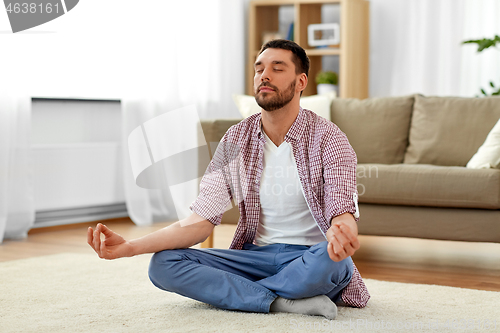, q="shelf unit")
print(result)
[247,0,369,98]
